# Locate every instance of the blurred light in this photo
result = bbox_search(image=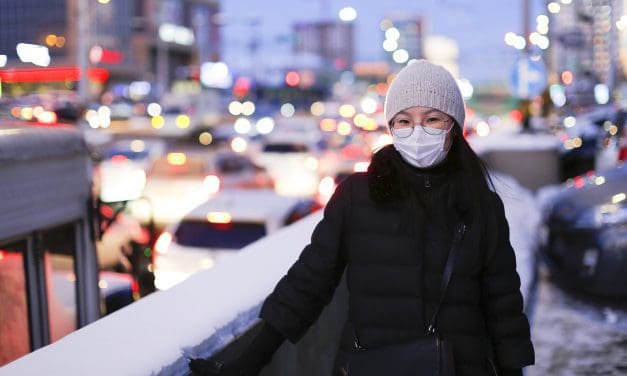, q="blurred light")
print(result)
[33,106,44,118]
[281,103,295,117]
[383,39,398,52]
[510,109,523,123]
[167,153,187,165]
[617,16,627,31]
[154,232,172,255]
[234,117,252,134]
[547,2,560,13]
[549,84,566,107]
[572,137,582,148]
[338,7,357,22]
[372,134,393,151]
[199,132,213,145]
[537,24,549,35]
[457,78,474,99]
[11,106,21,118]
[594,84,610,104]
[537,15,549,24]
[241,101,256,116]
[285,71,300,87]
[564,116,576,128]
[476,121,490,137]
[232,77,251,97]
[256,117,275,134]
[504,32,517,46]
[147,102,162,117]
[0,55,6,68]
[159,23,195,46]
[595,176,605,185]
[228,101,243,116]
[56,37,65,48]
[393,49,409,64]
[318,176,336,198]
[200,61,232,89]
[98,105,111,119]
[561,71,573,85]
[207,212,232,224]
[16,43,50,67]
[89,45,103,64]
[129,81,151,99]
[151,115,165,129]
[45,34,57,47]
[36,110,57,124]
[385,27,400,41]
[360,97,378,114]
[339,104,356,118]
[203,175,221,194]
[380,19,393,31]
[353,113,369,127]
[99,280,108,289]
[98,0,110,4]
[363,118,379,131]
[304,156,319,171]
[175,114,190,128]
[529,32,542,45]
[130,140,145,152]
[354,162,369,172]
[560,0,572,4]
[310,101,325,116]
[612,193,626,204]
[231,137,248,153]
[609,125,618,135]
[320,118,337,132]
[513,36,526,50]
[603,121,613,131]
[337,121,352,136]
[537,36,550,49]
